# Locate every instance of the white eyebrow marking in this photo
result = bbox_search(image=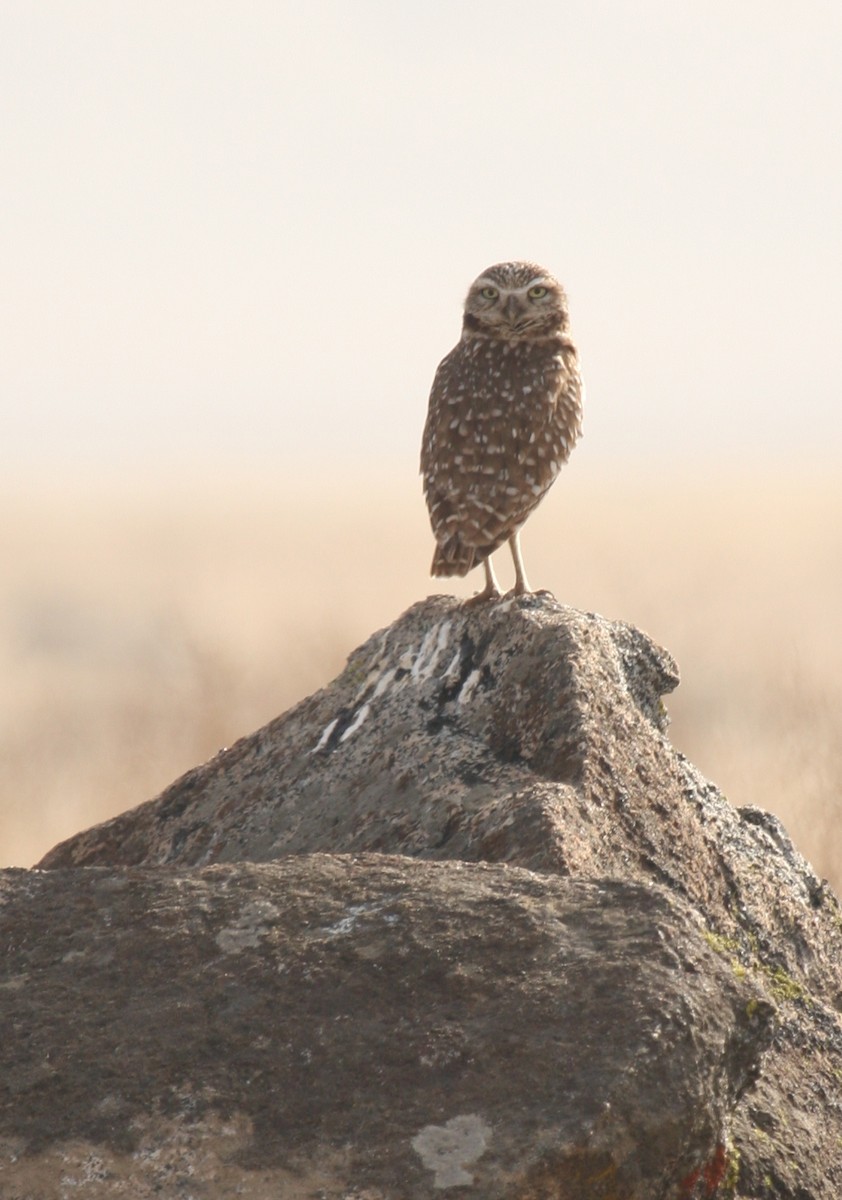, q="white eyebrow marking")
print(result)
[473,275,552,296]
